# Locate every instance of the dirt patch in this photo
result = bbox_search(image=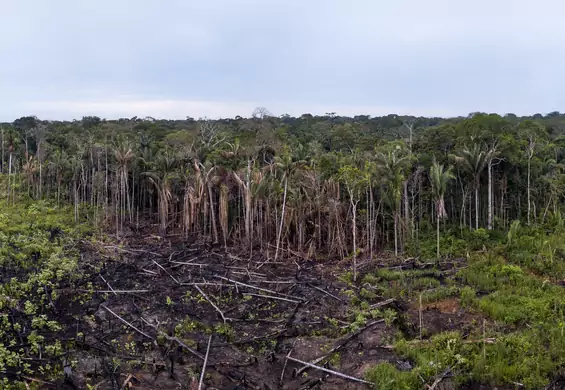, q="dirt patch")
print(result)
[407,298,481,338]
[420,298,461,313]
